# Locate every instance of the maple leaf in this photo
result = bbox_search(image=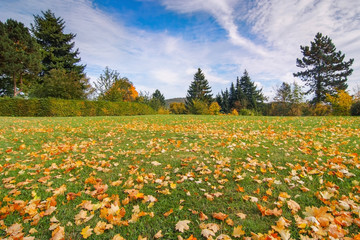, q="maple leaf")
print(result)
[232,225,245,238]
[201,228,216,238]
[199,211,208,221]
[226,218,234,226]
[175,220,191,232]
[212,212,228,221]
[113,234,126,240]
[216,234,232,240]
[287,200,300,214]
[50,226,65,240]
[81,226,93,239]
[154,230,163,238]
[236,212,247,219]
[6,223,23,237]
[94,221,113,235]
